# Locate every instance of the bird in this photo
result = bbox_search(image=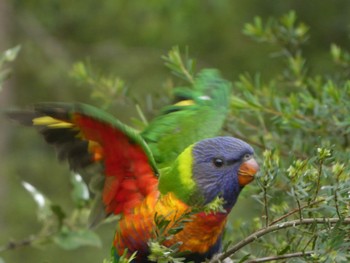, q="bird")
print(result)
[7,69,259,262]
